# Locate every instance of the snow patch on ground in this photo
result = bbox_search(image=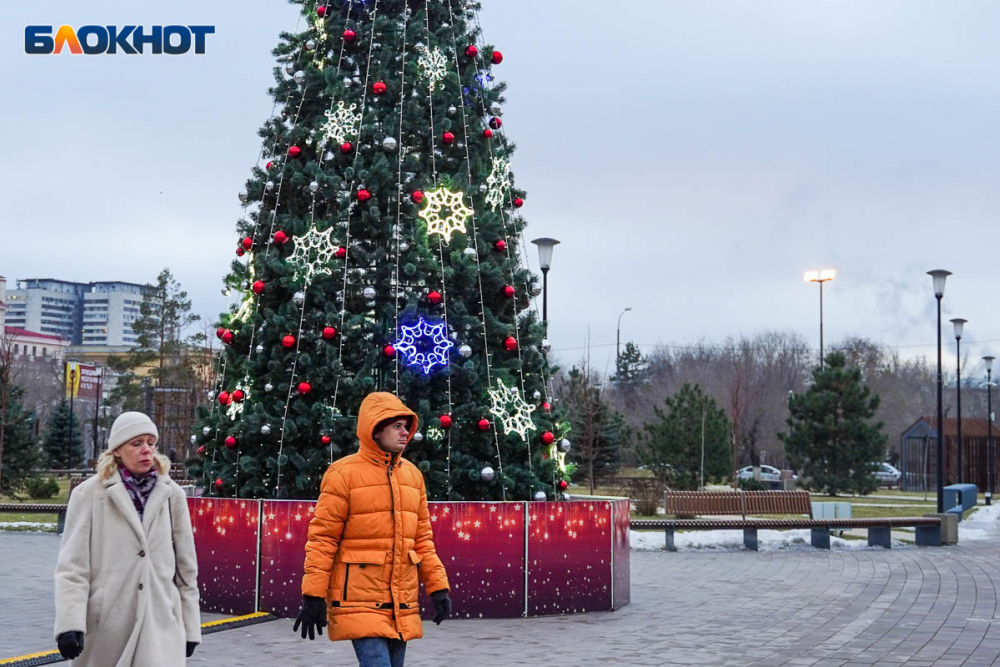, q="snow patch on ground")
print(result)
[0,521,56,531]
[959,503,1000,541]
[630,528,903,552]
